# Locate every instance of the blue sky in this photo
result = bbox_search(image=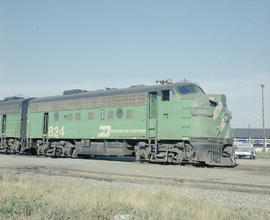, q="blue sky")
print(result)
[0,0,269,128]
